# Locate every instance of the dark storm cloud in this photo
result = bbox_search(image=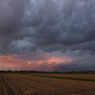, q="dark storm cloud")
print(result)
[0,0,95,53]
[0,0,27,36]
[19,0,95,50]
[0,0,95,71]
